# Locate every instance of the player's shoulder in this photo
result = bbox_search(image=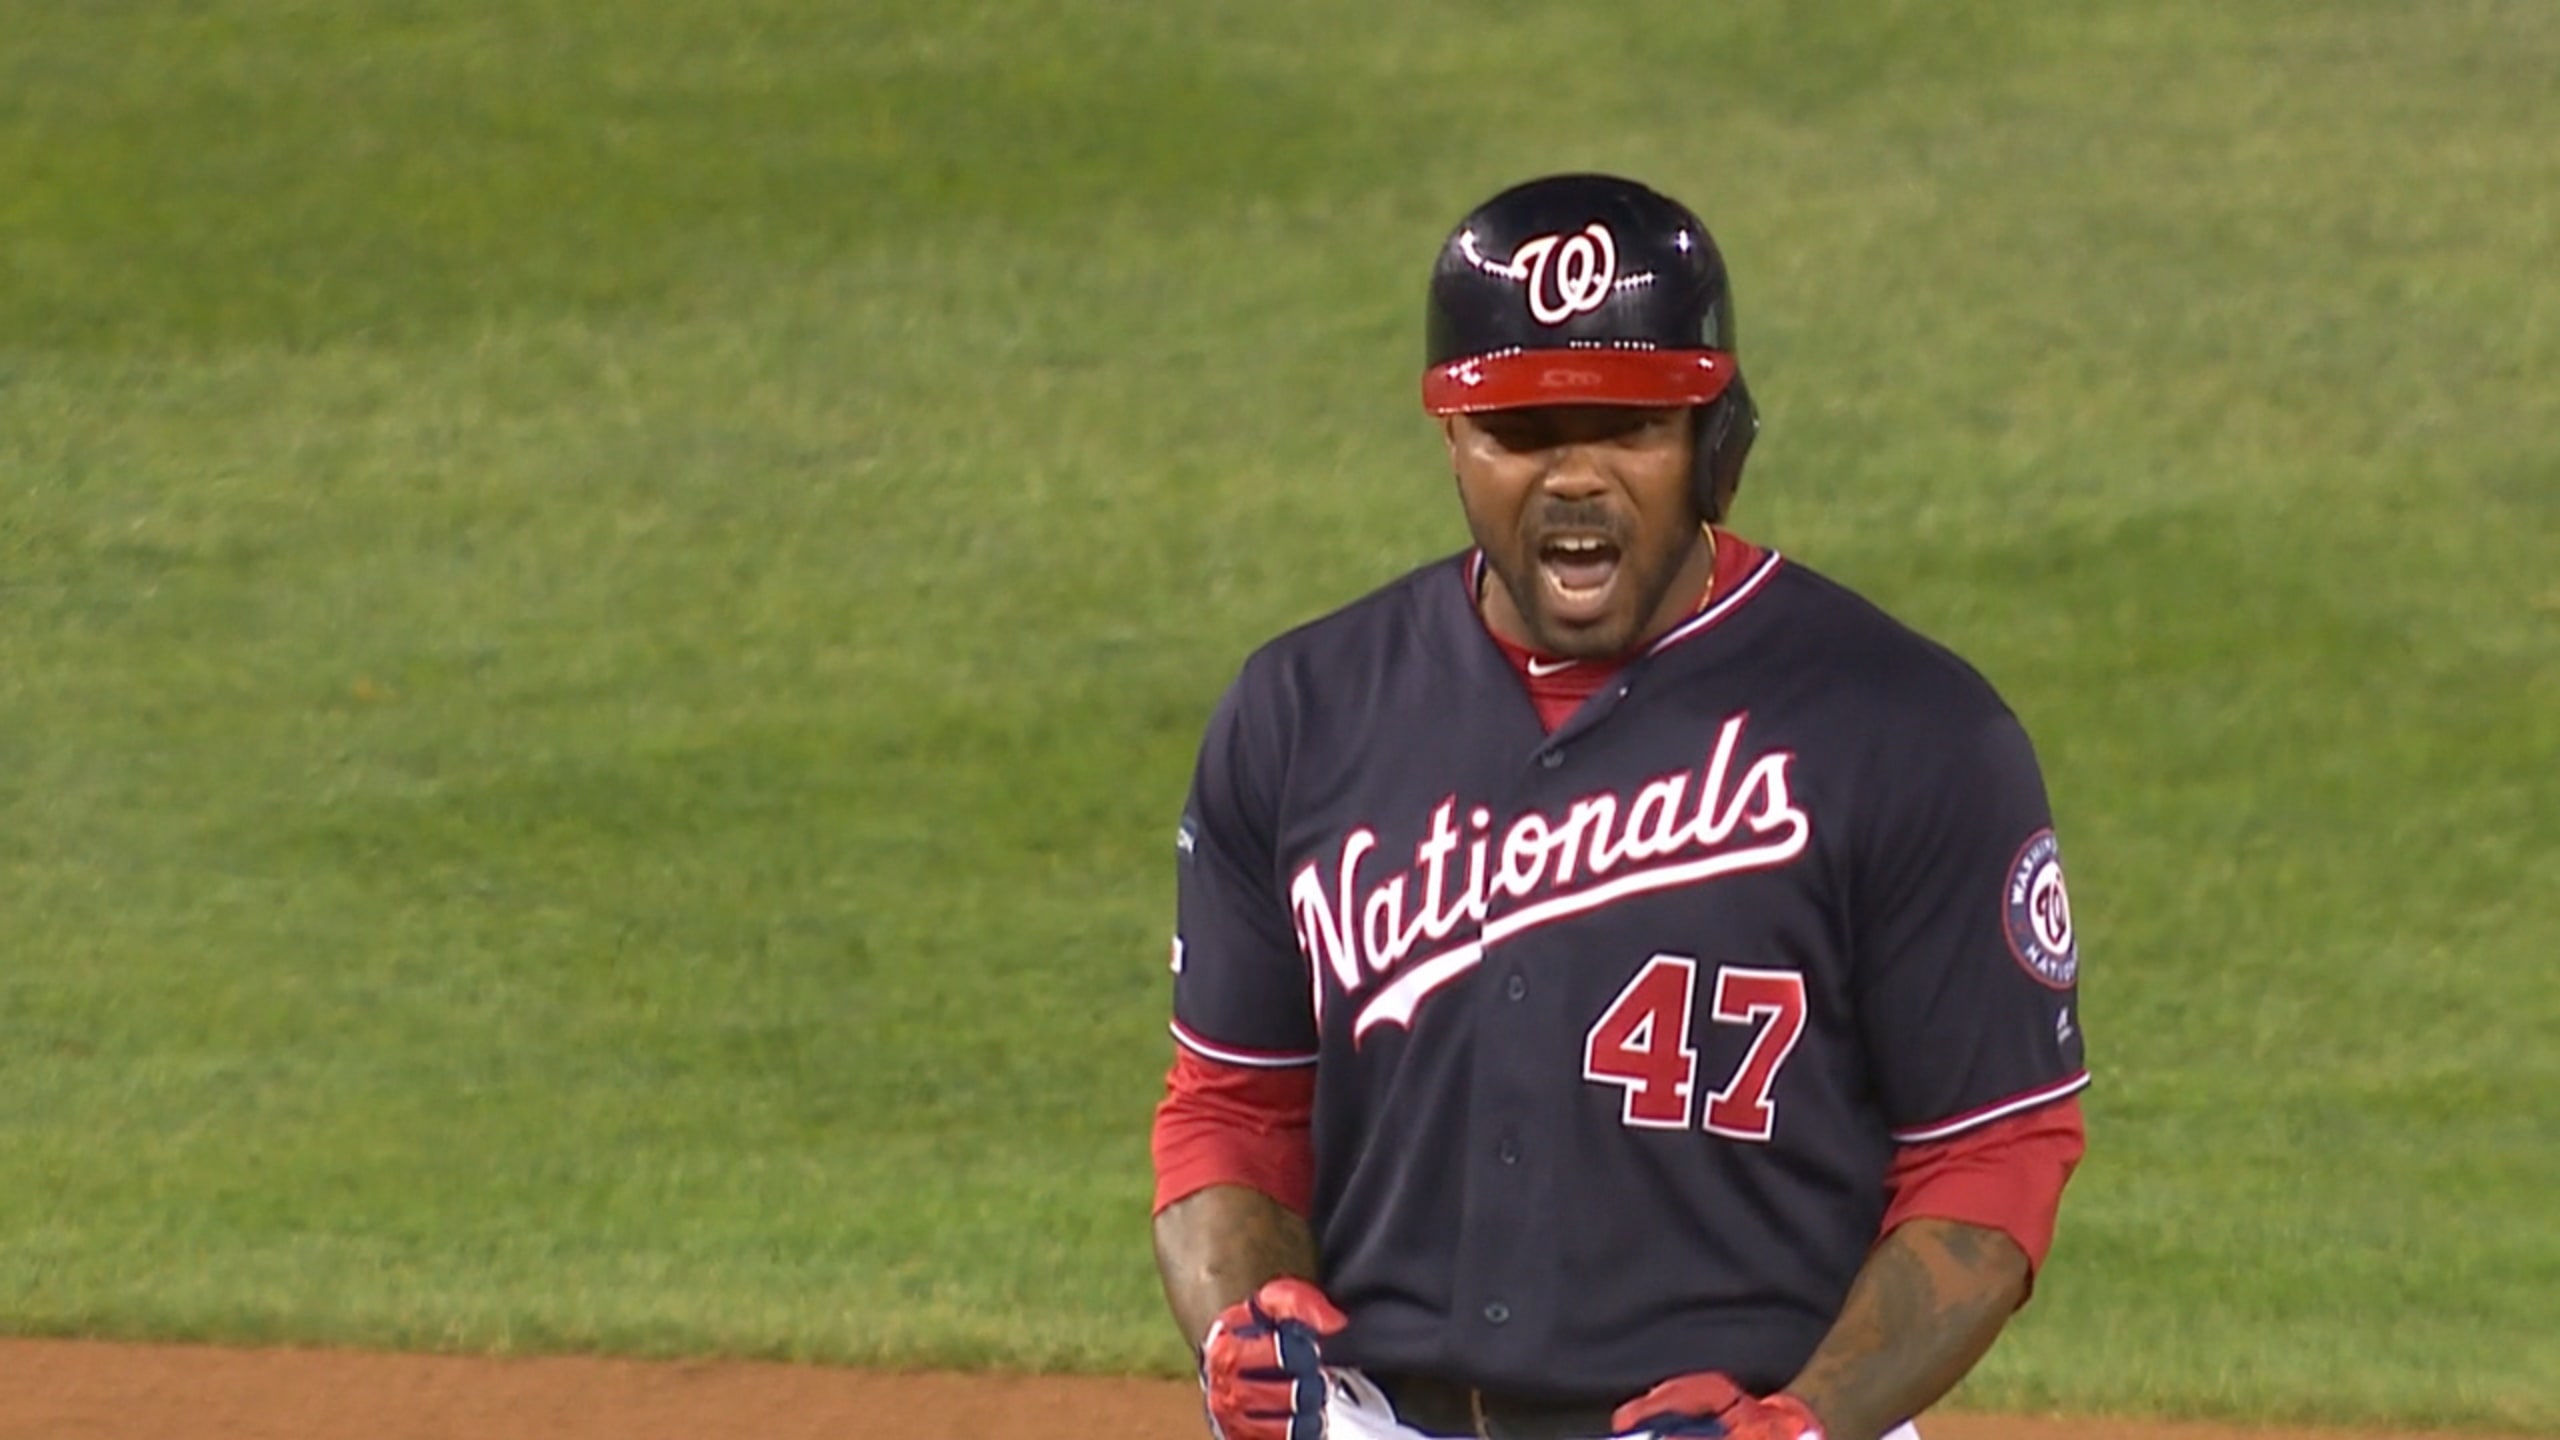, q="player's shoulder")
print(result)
[1188,553,1474,818]
[1753,555,2021,729]
[1226,551,1472,701]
